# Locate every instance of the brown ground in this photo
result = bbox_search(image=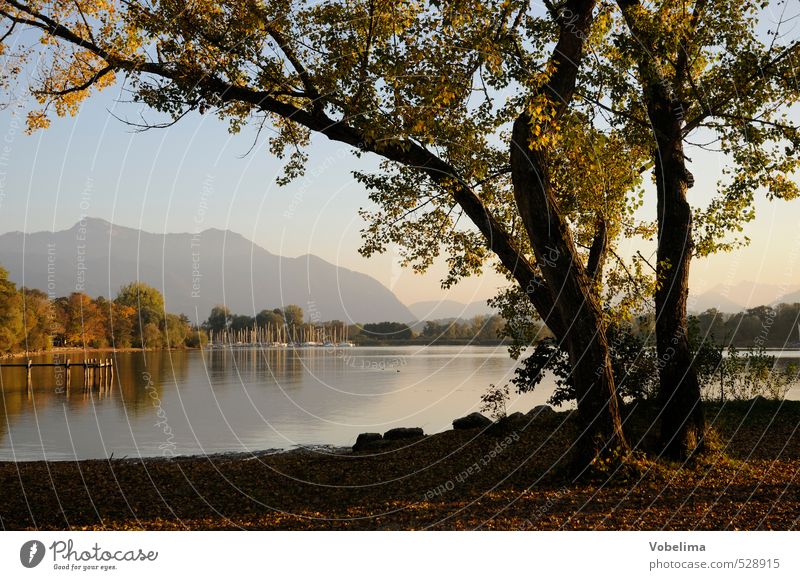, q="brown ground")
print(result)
[1,400,798,530]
